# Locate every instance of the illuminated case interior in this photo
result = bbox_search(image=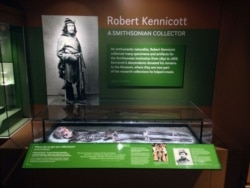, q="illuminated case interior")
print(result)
[32,98,213,144]
[0,23,30,137]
